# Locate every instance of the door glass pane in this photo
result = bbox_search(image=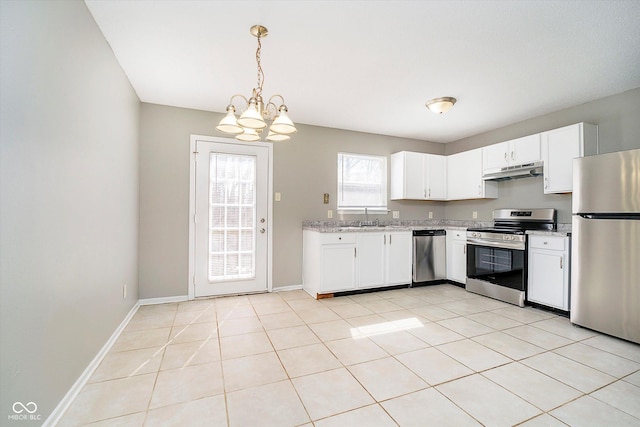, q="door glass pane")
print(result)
[208,153,256,281]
